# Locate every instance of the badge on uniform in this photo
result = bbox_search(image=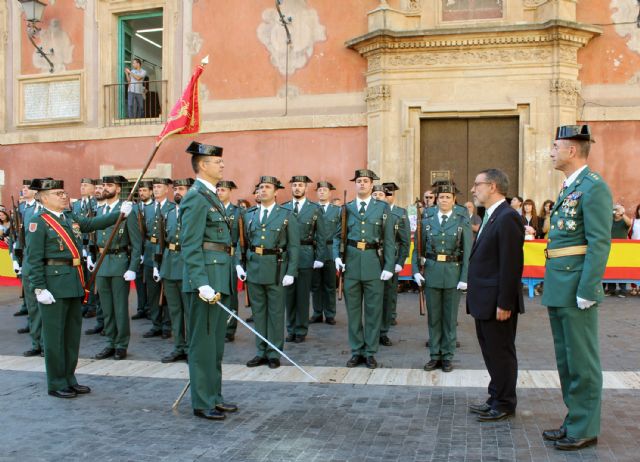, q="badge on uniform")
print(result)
[557,219,564,230]
[566,220,577,231]
[72,222,82,240]
[29,223,38,232]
